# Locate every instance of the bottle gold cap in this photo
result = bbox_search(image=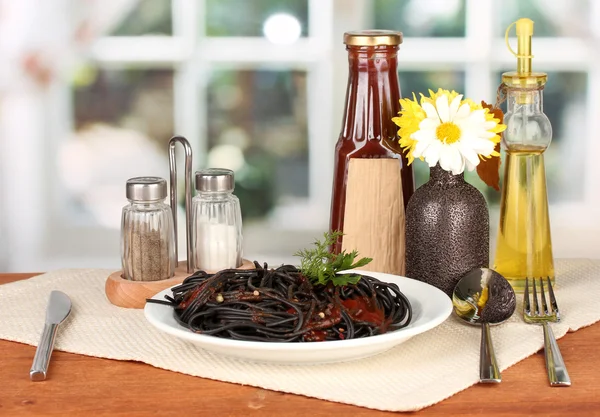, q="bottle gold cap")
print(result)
[343,30,403,46]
